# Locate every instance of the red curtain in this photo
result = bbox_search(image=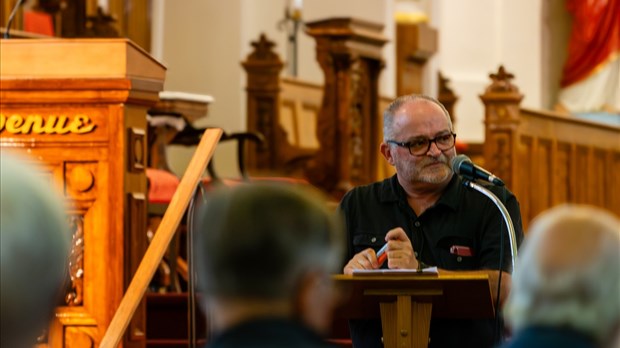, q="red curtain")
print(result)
[560,0,620,87]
